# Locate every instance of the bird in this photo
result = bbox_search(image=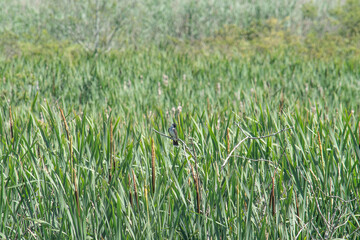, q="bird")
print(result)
[168,123,179,146]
